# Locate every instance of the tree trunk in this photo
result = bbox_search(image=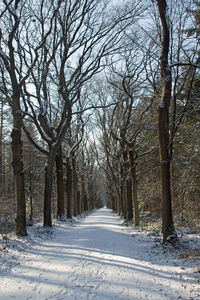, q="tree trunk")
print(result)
[11,103,27,236]
[114,190,118,213]
[80,174,88,212]
[0,101,3,204]
[7,148,12,195]
[28,145,33,224]
[123,150,133,220]
[56,146,65,220]
[29,166,33,223]
[43,148,56,227]
[77,189,81,215]
[83,194,88,211]
[0,0,28,236]
[72,155,77,216]
[66,157,72,218]
[113,195,116,211]
[126,175,133,220]
[129,150,139,226]
[118,167,123,216]
[157,0,177,244]
[158,107,175,242]
[112,162,118,214]
[120,164,126,218]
